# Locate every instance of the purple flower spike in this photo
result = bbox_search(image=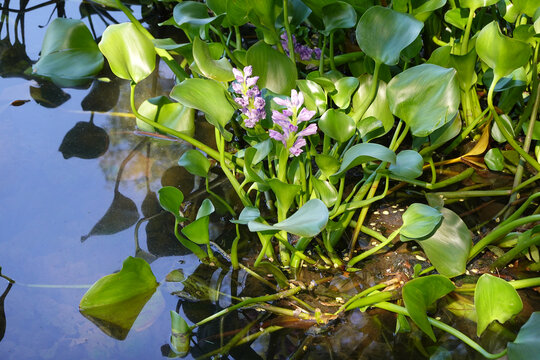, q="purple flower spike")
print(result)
[231,65,266,128]
[290,137,307,156]
[243,65,252,77]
